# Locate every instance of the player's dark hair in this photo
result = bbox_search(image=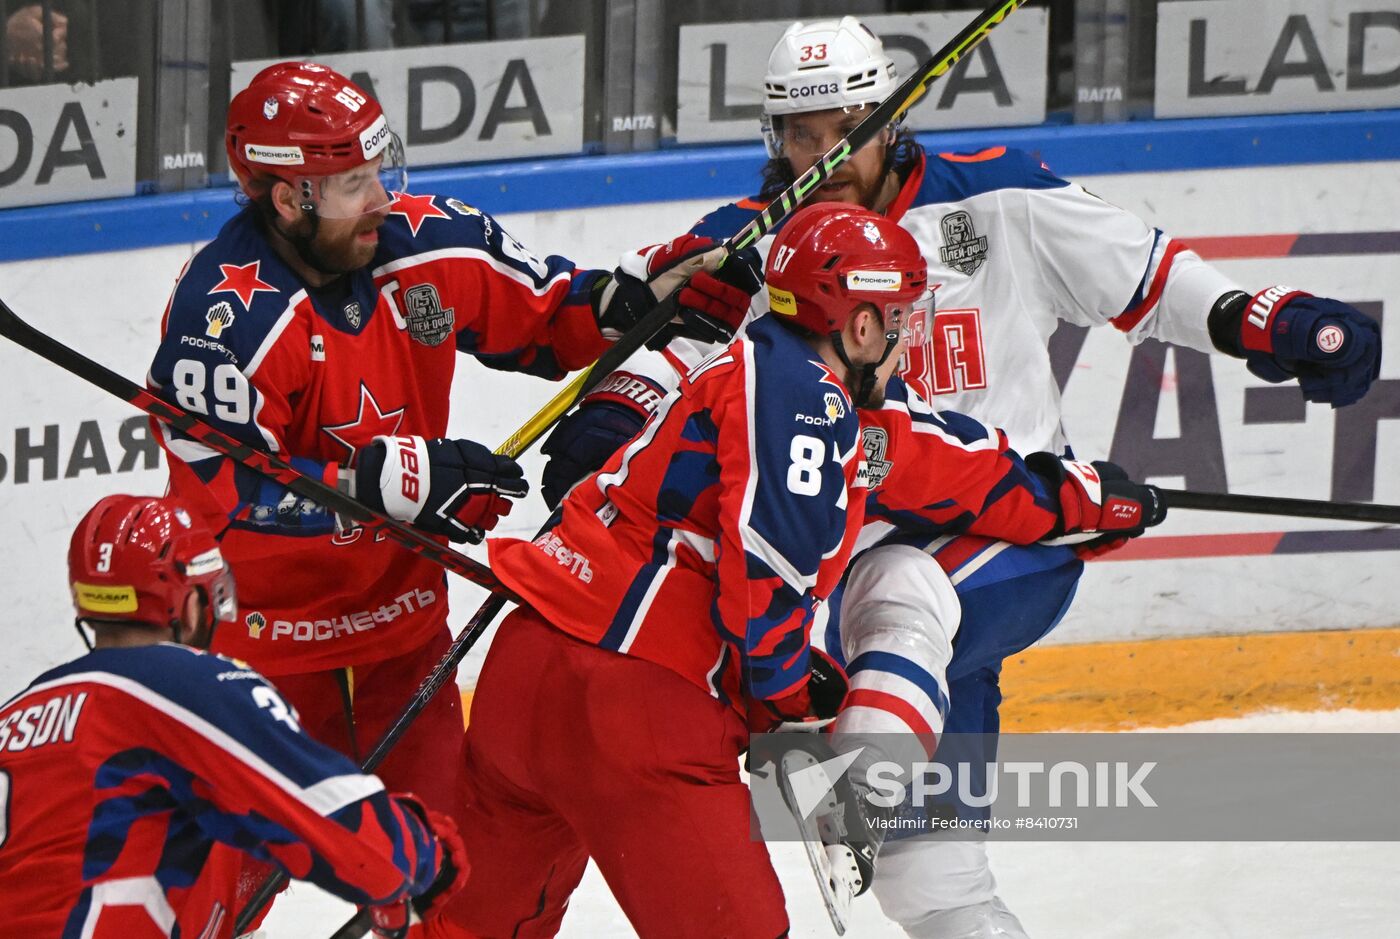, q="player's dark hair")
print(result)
[758,125,922,203]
